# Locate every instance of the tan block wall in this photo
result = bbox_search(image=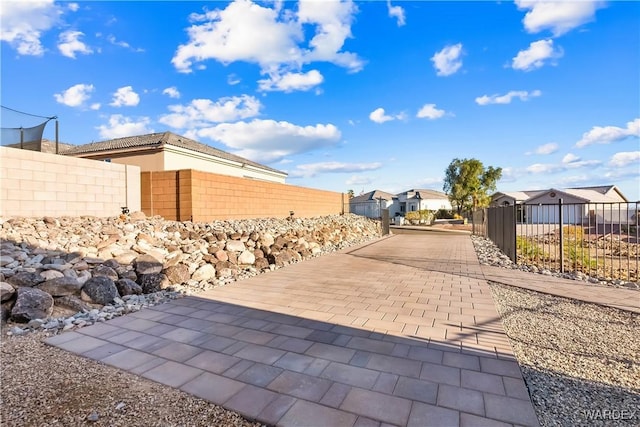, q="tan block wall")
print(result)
[0,147,141,217]
[141,169,345,221]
